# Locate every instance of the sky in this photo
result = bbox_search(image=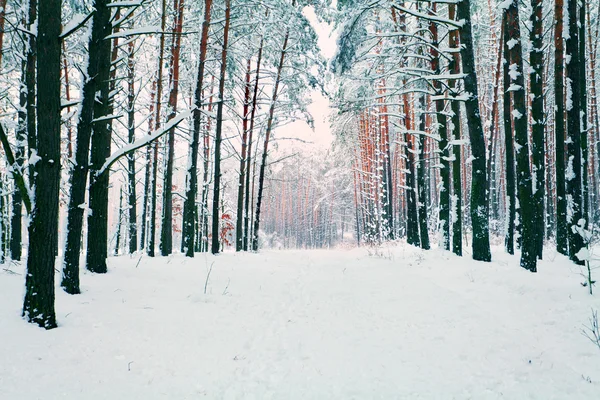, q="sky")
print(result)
[272,5,338,151]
